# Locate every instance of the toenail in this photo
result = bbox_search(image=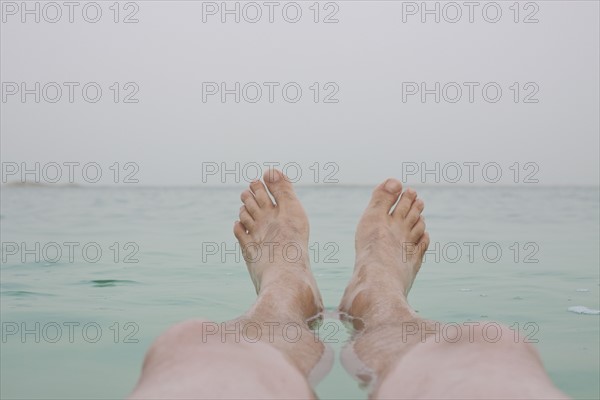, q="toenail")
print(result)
[384,179,402,193]
[406,188,415,195]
